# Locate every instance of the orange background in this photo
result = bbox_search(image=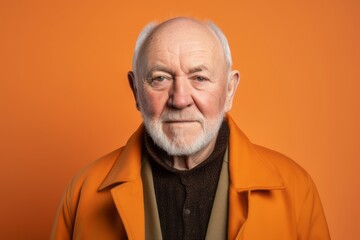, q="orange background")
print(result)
[1,0,359,239]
